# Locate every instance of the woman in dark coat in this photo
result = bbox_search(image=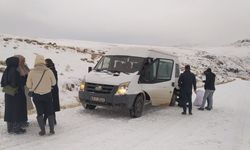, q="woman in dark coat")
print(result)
[15,55,30,126]
[44,58,60,124]
[1,56,27,134]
